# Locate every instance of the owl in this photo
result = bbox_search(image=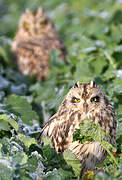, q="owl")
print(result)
[11,7,66,80]
[38,81,117,177]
